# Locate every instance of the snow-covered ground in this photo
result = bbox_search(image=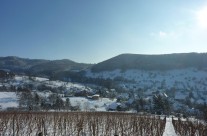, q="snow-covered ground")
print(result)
[1,68,207,113]
[13,75,90,92]
[0,92,116,111]
[163,118,177,136]
[86,68,207,90]
[85,68,207,104]
[1,75,117,111]
[63,97,116,111]
[0,92,18,109]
